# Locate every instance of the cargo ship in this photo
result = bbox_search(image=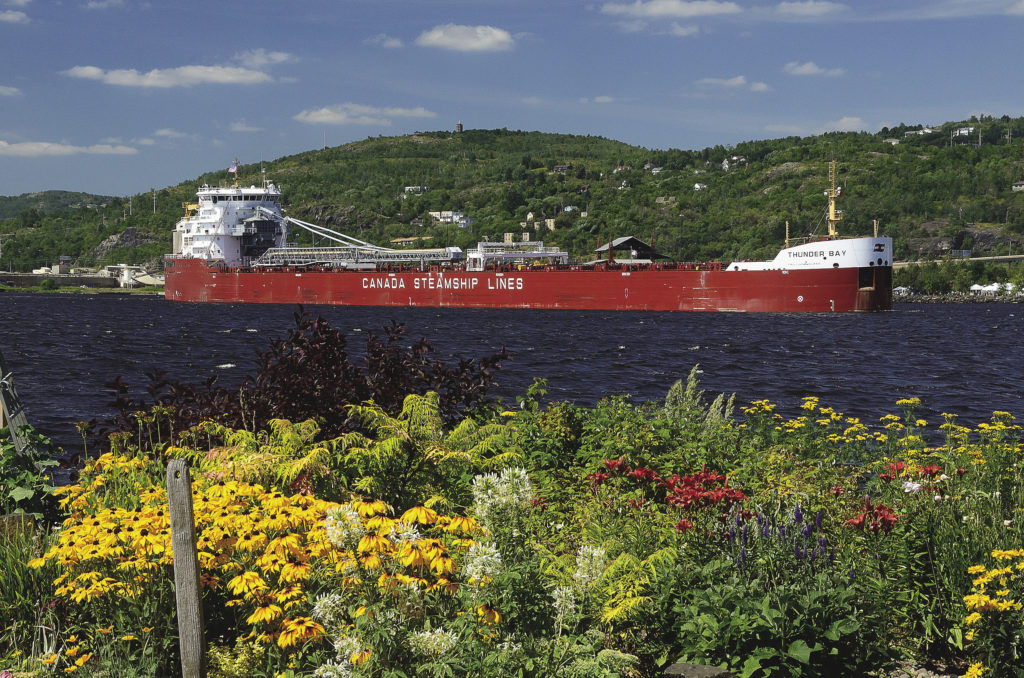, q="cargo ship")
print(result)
[164,161,892,312]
